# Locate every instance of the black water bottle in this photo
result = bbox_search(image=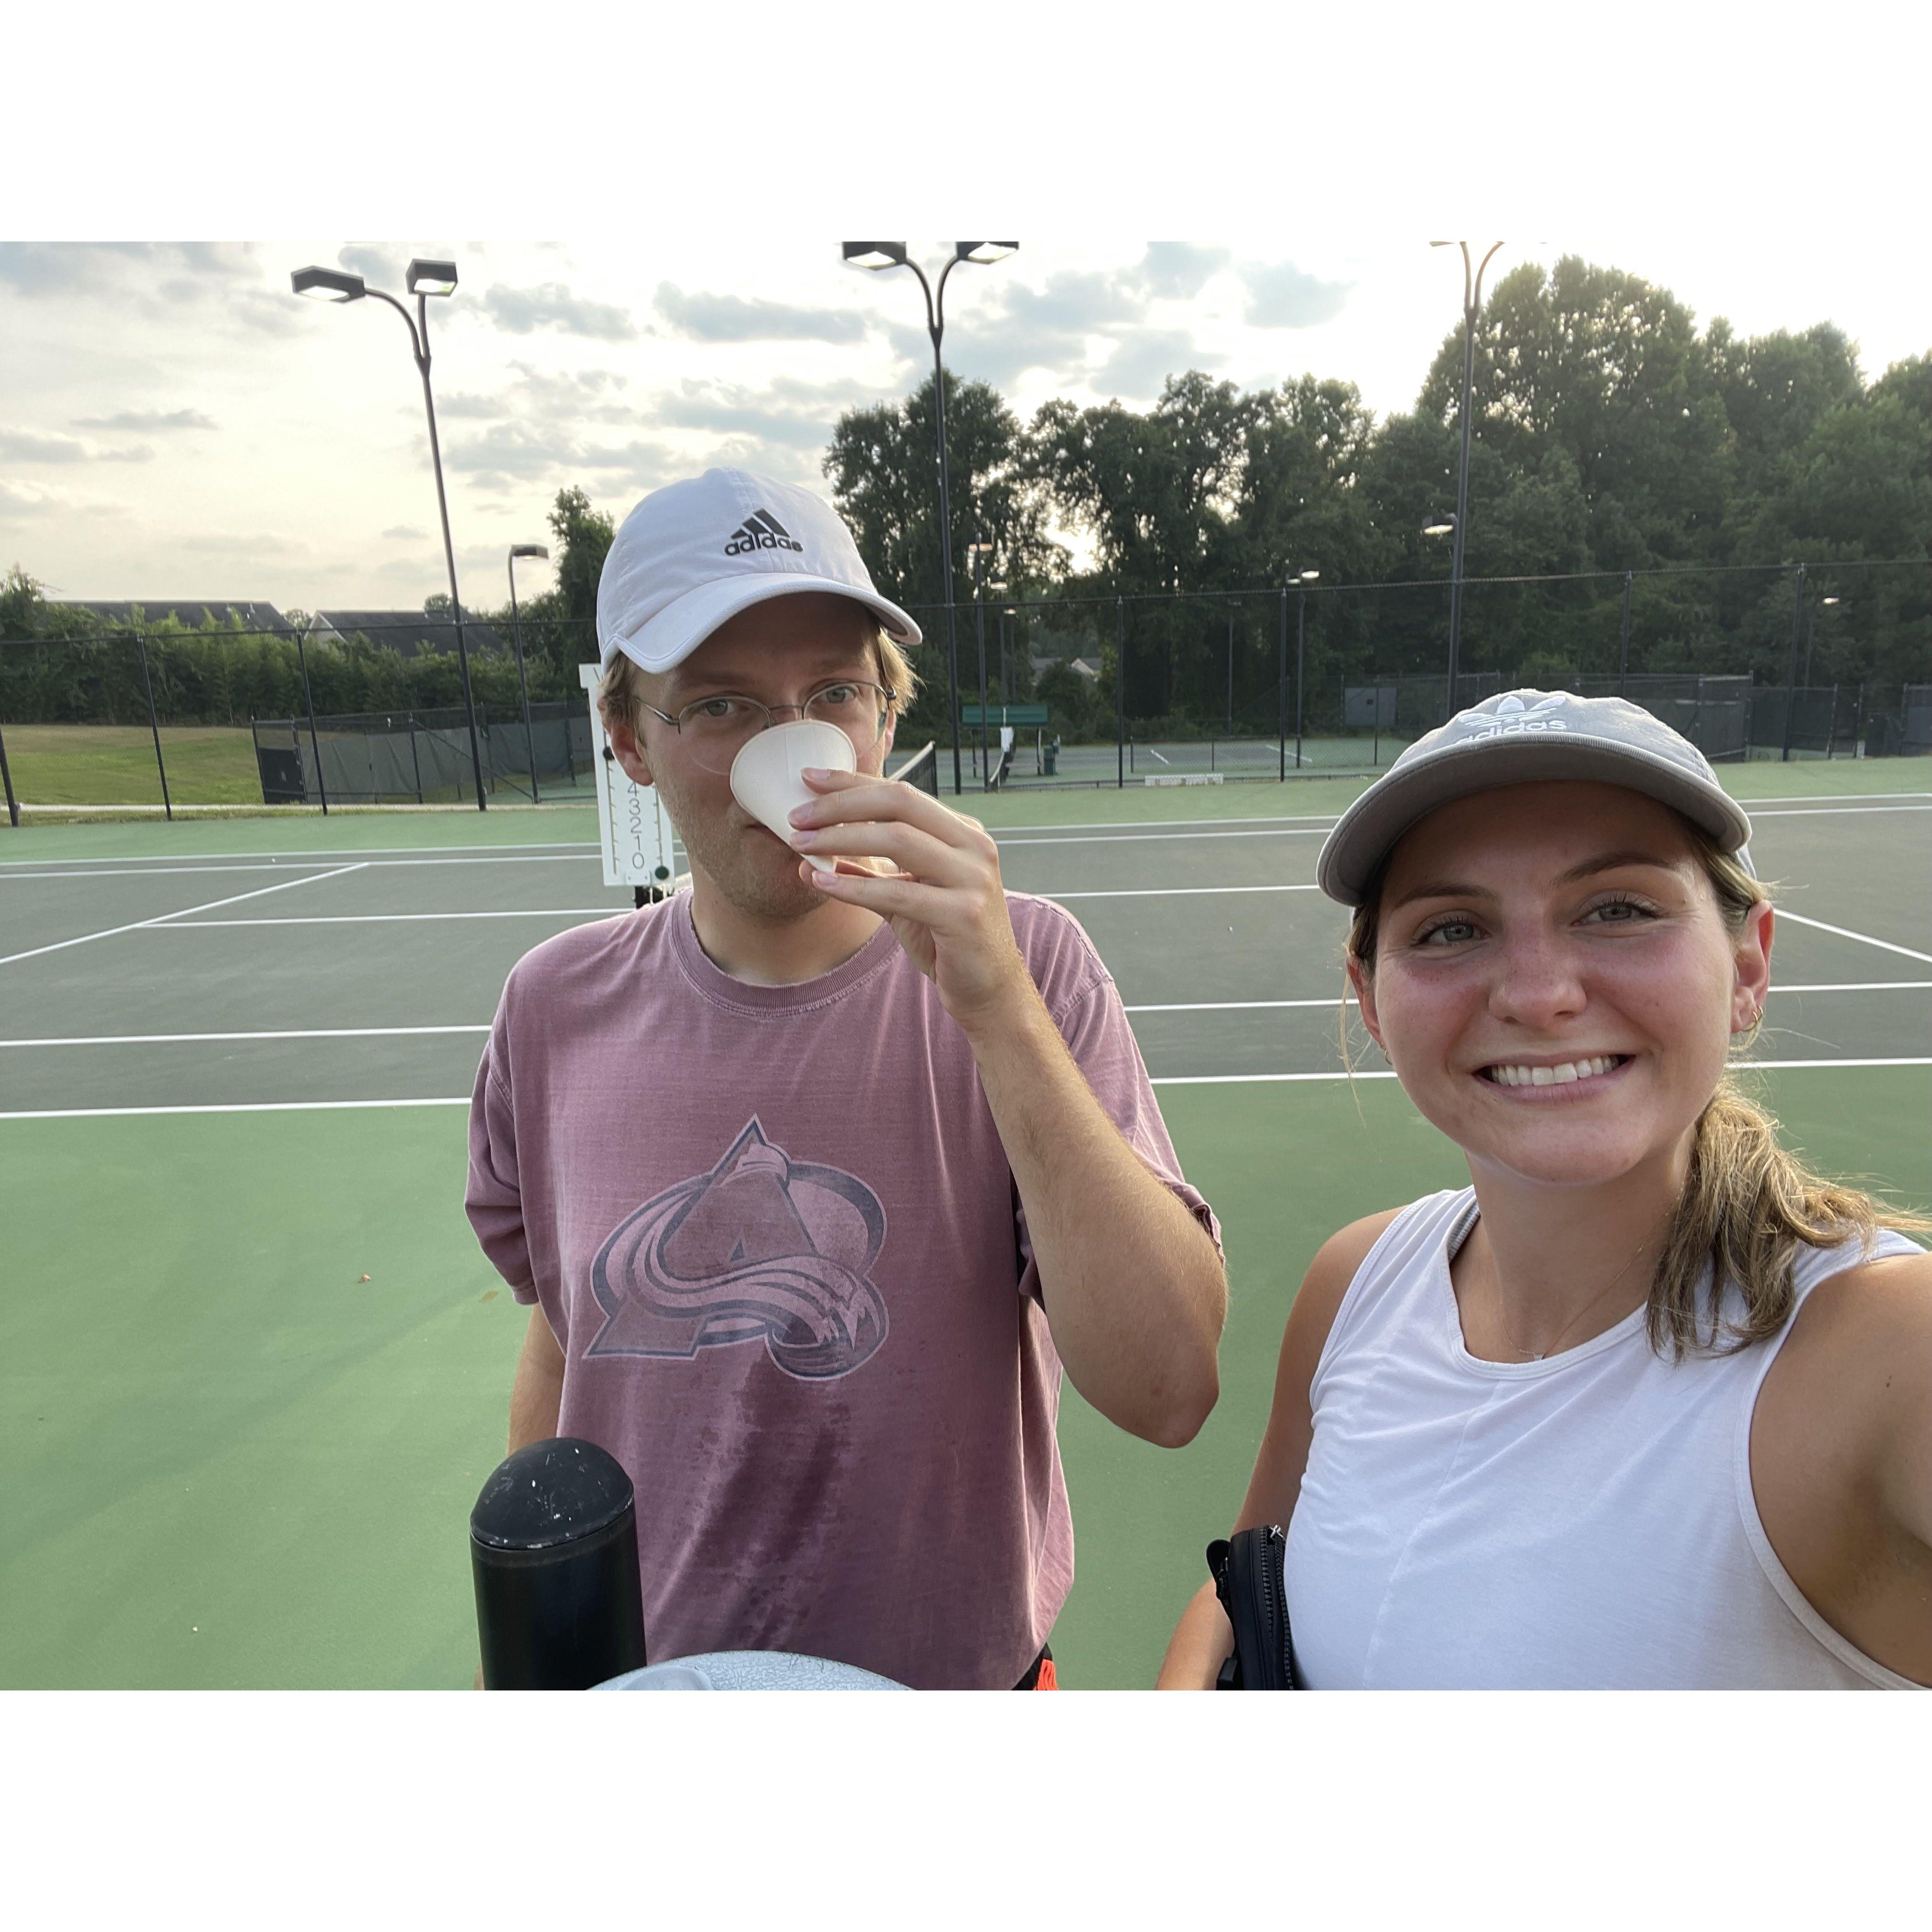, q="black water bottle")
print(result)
[470,1438,648,1690]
